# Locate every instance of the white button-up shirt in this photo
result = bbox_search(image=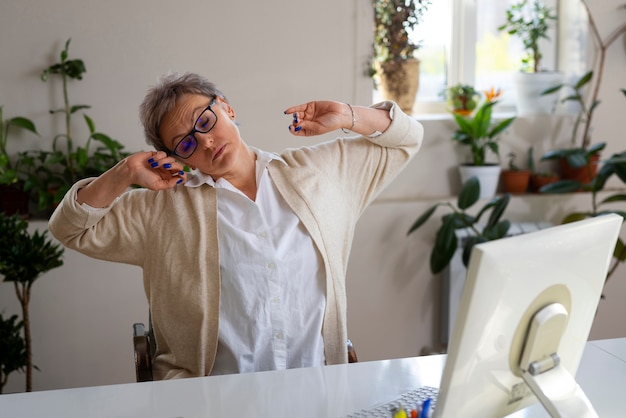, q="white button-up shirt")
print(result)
[185,147,326,375]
